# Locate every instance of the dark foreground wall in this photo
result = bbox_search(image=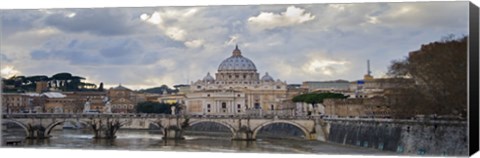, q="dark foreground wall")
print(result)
[325,119,468,156]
